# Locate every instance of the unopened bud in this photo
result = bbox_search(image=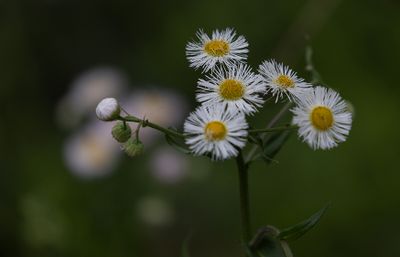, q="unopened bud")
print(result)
[96,98,120,121]
[111,121,132,143]
[123,138,144,157]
